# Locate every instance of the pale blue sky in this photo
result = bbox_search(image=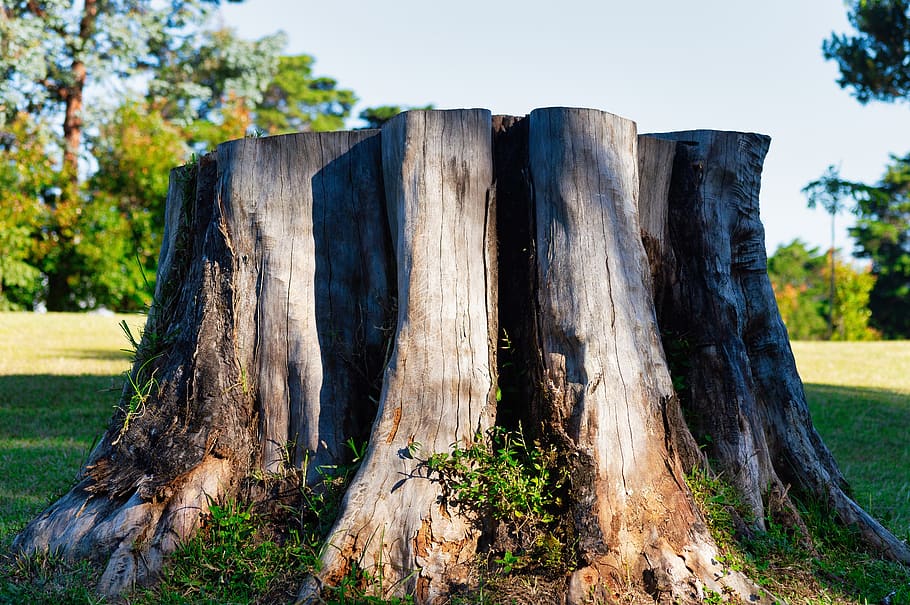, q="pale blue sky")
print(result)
[218,0,910,256]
